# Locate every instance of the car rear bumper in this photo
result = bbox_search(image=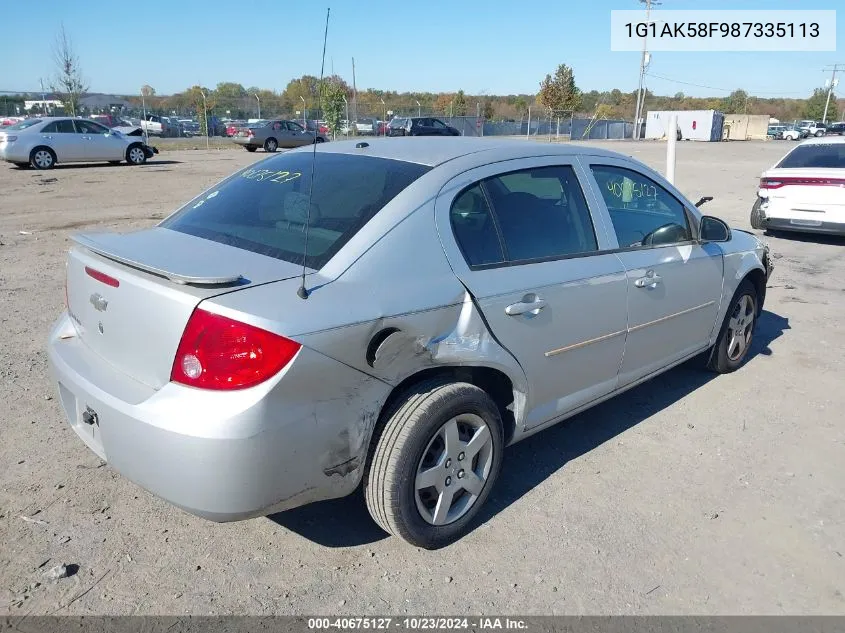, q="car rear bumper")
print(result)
[0,142,28,162]
[763,217,845,235]
[231,137,256,147]
[47,311,388,521]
